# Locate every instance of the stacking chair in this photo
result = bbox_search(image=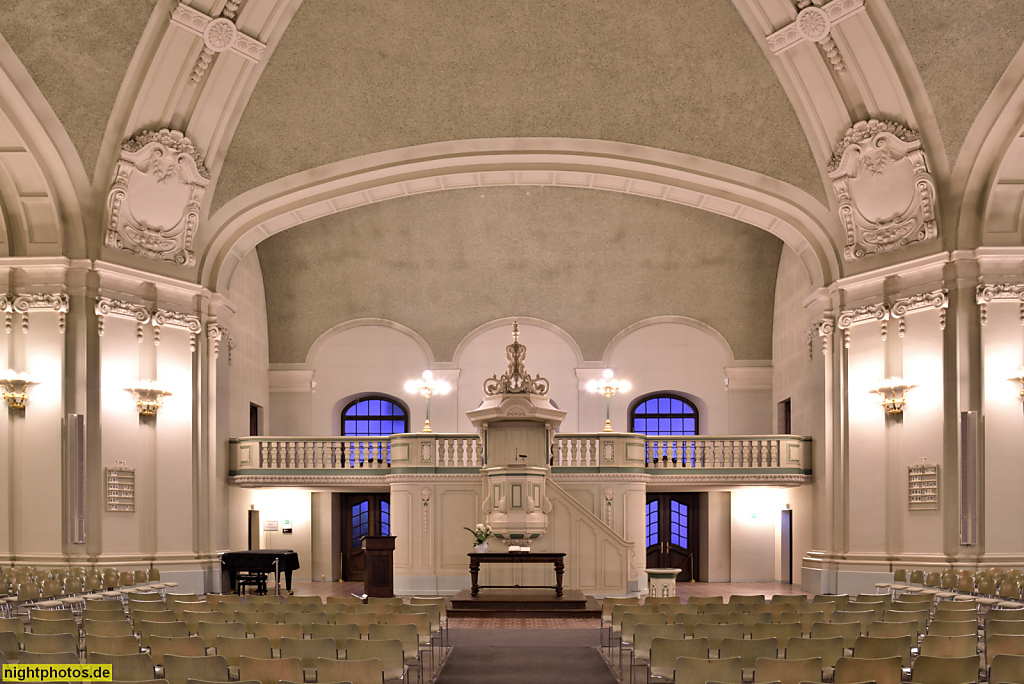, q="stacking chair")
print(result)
[687,596,725,611]
[286,595,324,610]
[182,611,225,636]
[88,652,157,681]
[778,610,823,636]
[833,655,902,684]
[313,623,361,655]
[166,594,199,608]
[988,619,1024,638]
[753,656,823,684]
[279,637,337,680]
[0,632,20,661]
[936,600,976,614]
[203,596,240,610]
[738,611,772,635]
[631,624,686,684]
[986,633,1024,665]
[335,614,378,638]
[325,596,363,610]
[220,603,256,620]
[884,607,928,634]
[254,622,302,653]
[918,634,979,658]
[369,623,420,681]
[719,637,777,677]
[989,654,1024,684]
[85,619,135,638]
[29,617,78,638]
[651,637,710,682]
[672,656,741,684]
[620,613,668,672]
[22,632,79,656]
[813,594,850,611]
[85,634,142,659]
[831,609,875,634]
[214,636,271,677]
[853,634,912,668]
[810,621,862,650]
[162,654,229,684]
[929,619,978,637]
[149,636,206,667]
[867,620,918,640]
[770,594,807,606]
[729,594,767,609]
[933,610,977,625]
[702,603,734,619]
[139,620,189,649]
[85,598,125,613]
[133,610,177,633]
[315,656,385,684]
[910,654,981,684]
[367,597,403,611]
[692,622,744,654]
[752,622,801,651]
[18,650,80,664]
[855,593,892,611]
[197,622,244,652]
[345,638,406,684]
[0,617,25,644]
[611,604,656,650]
[673,613,720,637]
[646,596,682,609]
[31,607,75,621]
[785,636,843,672]
[384,612,433,673]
